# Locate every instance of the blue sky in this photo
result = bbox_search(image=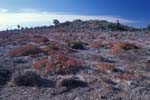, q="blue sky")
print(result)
[0,0,149,30]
